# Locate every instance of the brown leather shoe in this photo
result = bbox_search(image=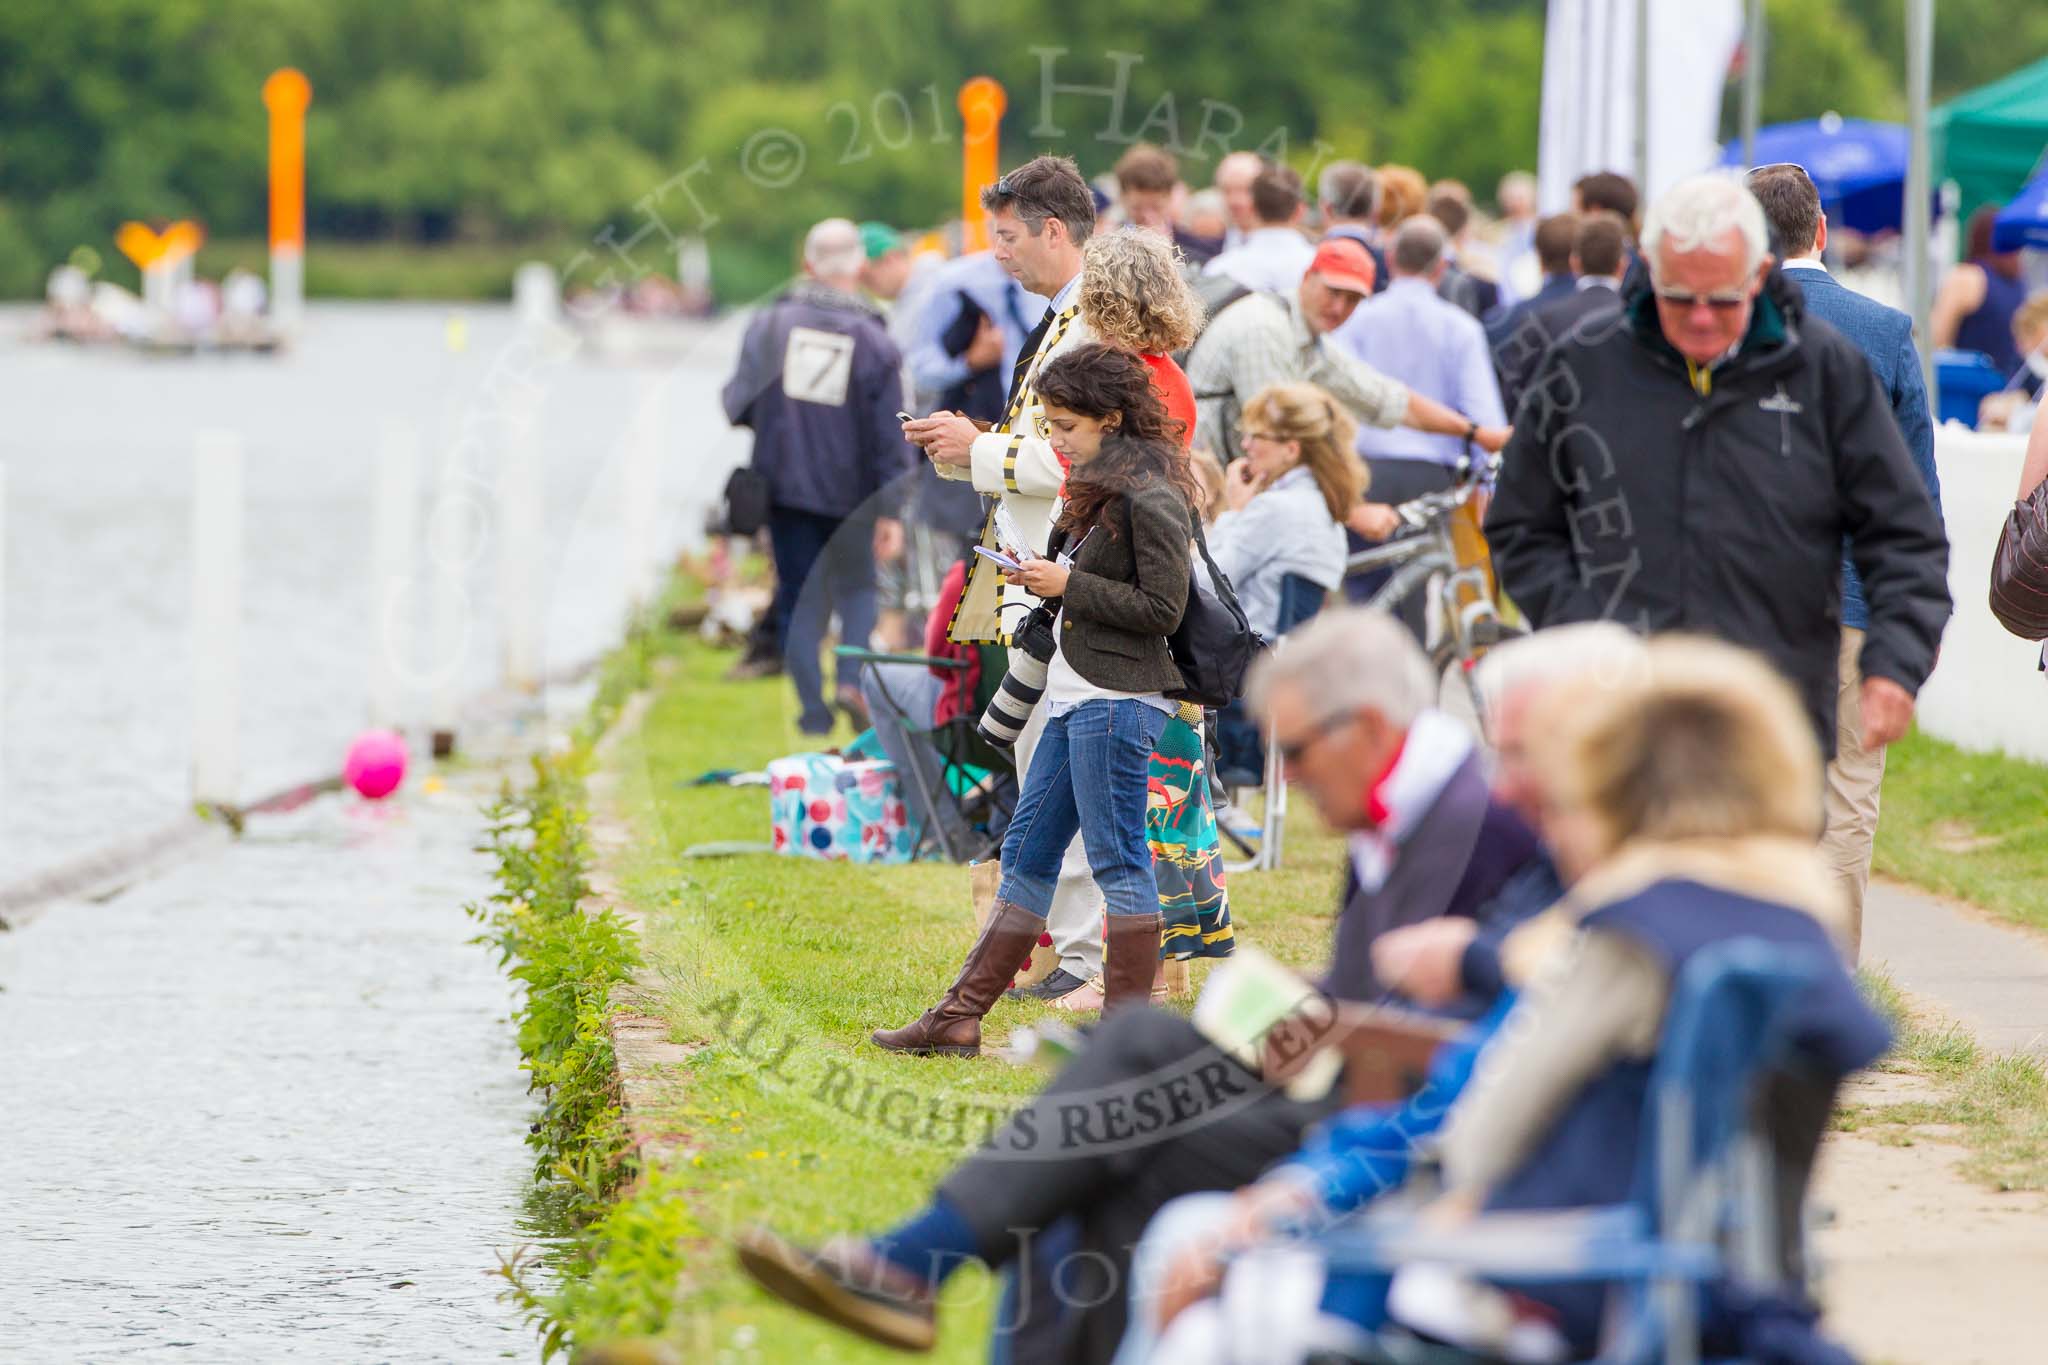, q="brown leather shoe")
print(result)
[734,1224,937,1351]
[1101,913,1164,1016]
[871,899,1046,1056]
